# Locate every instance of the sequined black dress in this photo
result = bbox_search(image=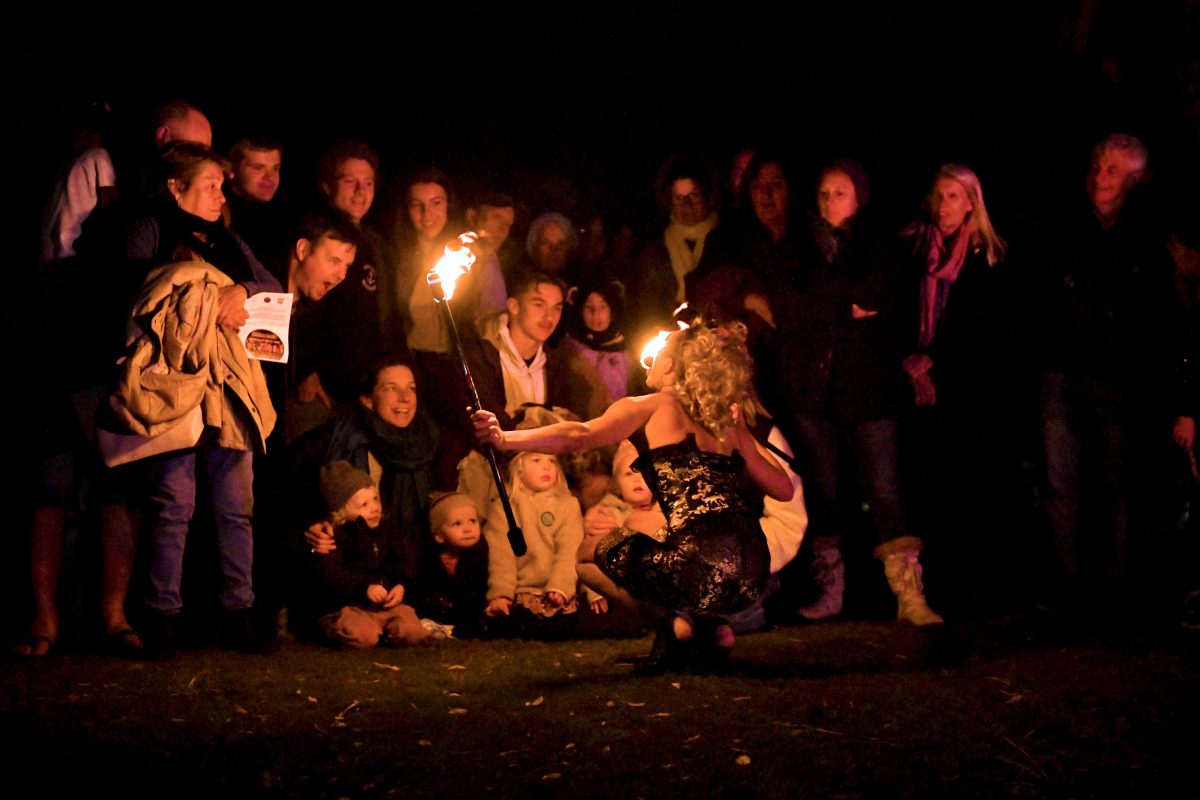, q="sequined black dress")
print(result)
[594,435,769,616]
